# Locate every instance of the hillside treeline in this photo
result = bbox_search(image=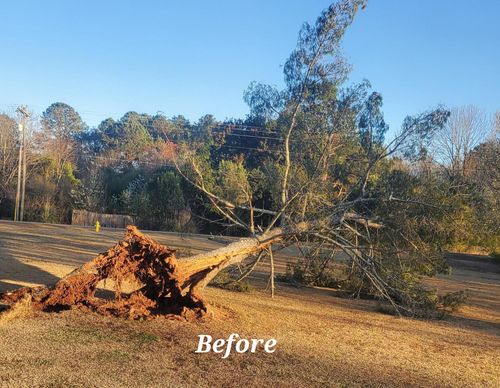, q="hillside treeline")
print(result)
[0,101,498,254]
